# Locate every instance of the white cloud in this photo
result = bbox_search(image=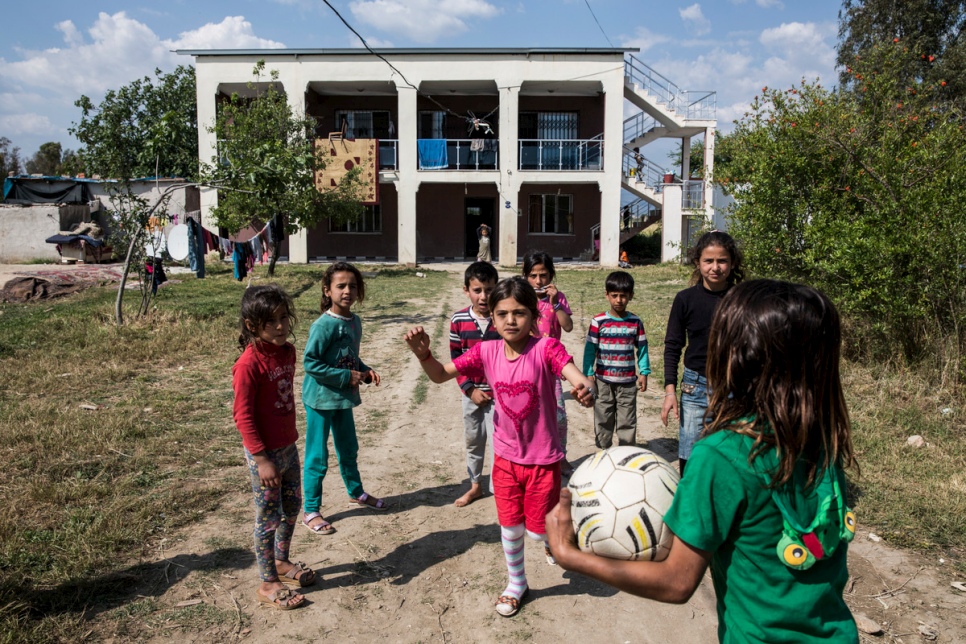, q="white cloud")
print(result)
[641,20,837,132]
[620,26,672,54]
[0,12,285,153]
[0,113,59,137]
[679,4,711,36]
[0,92,47,112]
[348,34,396,48]
[756,0,783,7]
[166,16,286,50]
[0,13,284,101]
[55,20,84,48]
[349,0,502,43]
